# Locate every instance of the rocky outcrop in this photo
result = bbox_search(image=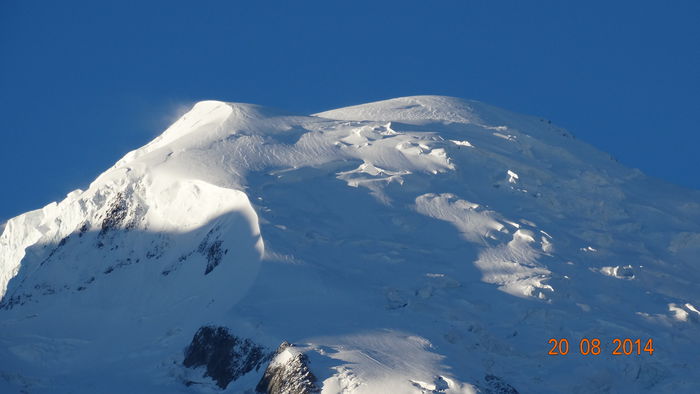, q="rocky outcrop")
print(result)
[481,374,519,394]
[183,326,272,389]
[197,226,229,275]
[99,192,130,237]
[256,342,319,394]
